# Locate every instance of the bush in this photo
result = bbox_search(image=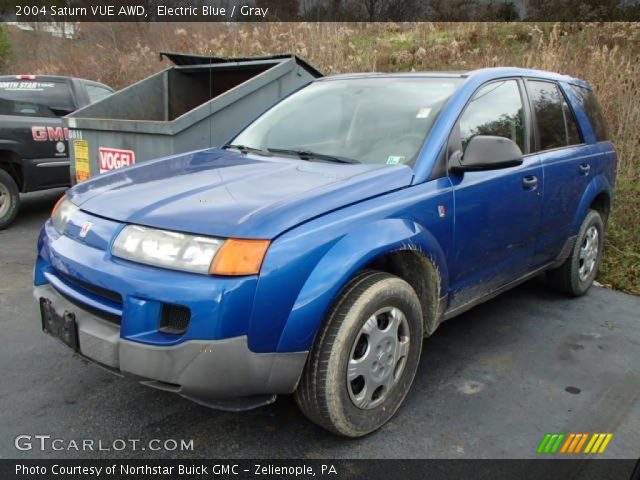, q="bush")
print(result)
[0,25,12,70]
